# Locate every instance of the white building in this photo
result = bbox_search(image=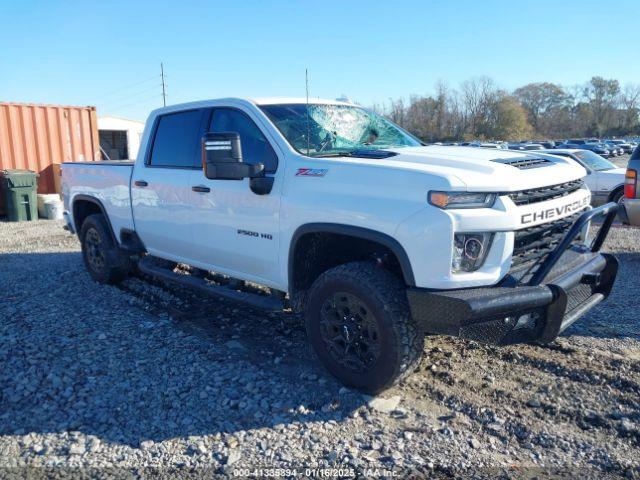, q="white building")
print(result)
[97,116,145,160]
